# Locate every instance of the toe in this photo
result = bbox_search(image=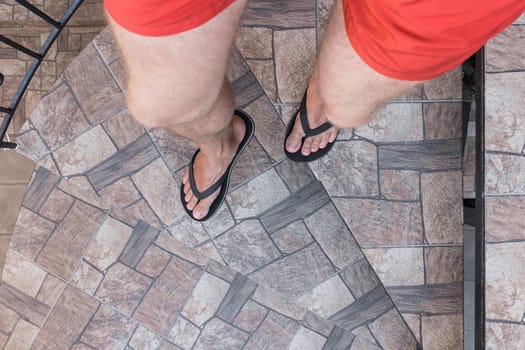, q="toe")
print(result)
[328,129,338,143]
[187,194,198,211]
[192,188,220,220]
[310,135,321,153]
[319,133,329,149]
[302,137,313,156]
[286,114,305,153]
